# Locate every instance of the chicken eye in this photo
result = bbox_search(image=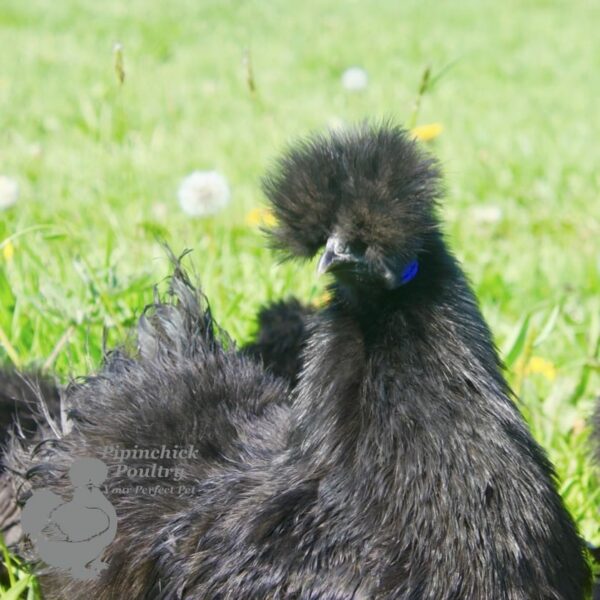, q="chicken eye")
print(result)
[347,240,368,257]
